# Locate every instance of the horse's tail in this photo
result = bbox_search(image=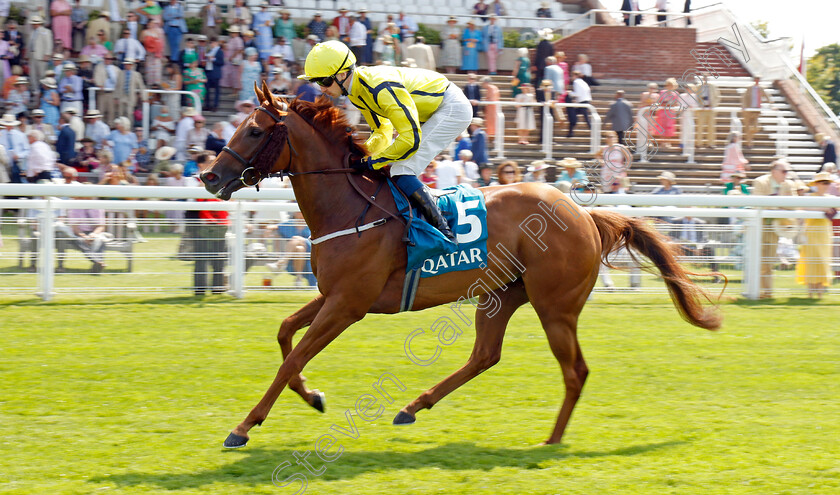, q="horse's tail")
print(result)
[589,209,722,331]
